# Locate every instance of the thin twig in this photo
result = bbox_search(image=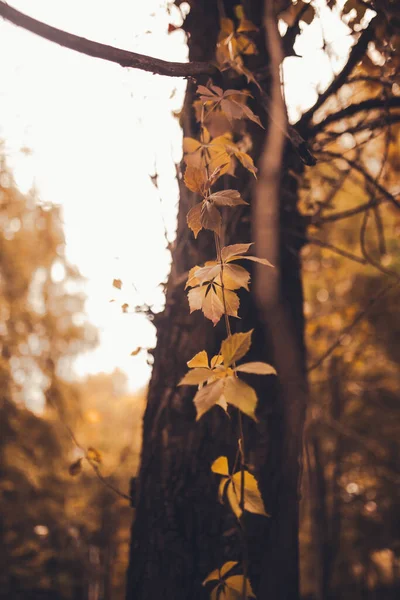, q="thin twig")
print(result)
[307,281,400,372]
